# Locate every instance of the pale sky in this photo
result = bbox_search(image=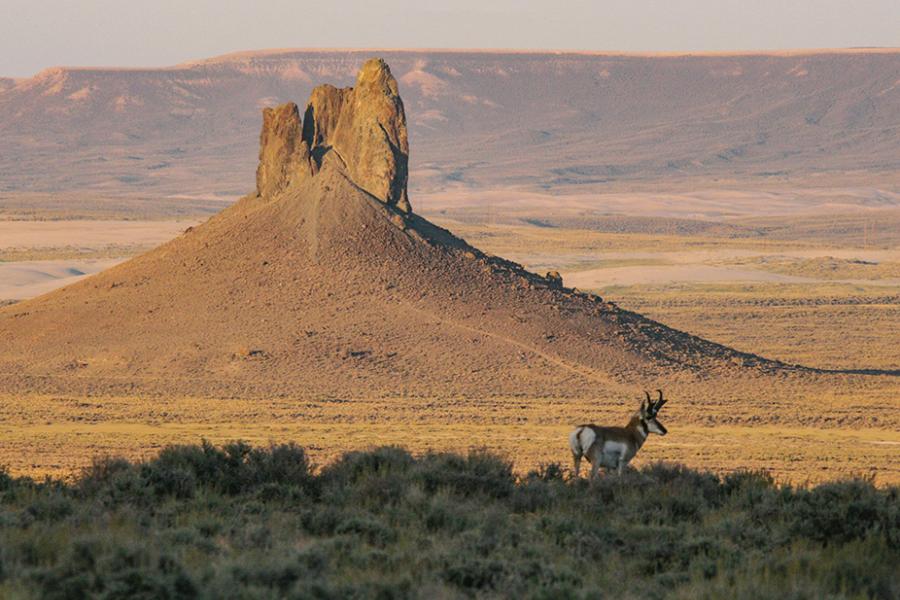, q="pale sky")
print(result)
[1,0,898,77]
